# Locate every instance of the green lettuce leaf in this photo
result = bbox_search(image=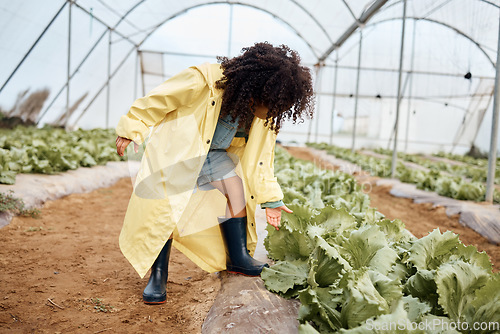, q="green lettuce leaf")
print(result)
[264,224,314,261]
[298,285,343,332]
[375,218,415,245]
[404,269,440,312]
[261,259,309,297]
[298,323,321,334]
[401,295,432,323]
[338,298,427,333]
[368,270,403,308]
[311,206,357,238]
[435,260,490,321]
[406,229,460,271]
[308,237,351,288]
[469,273,500,331]
[338,225,398,275]
[340,269,390,328]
